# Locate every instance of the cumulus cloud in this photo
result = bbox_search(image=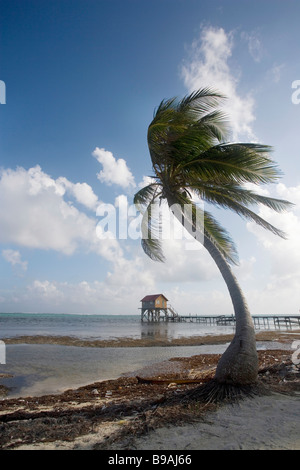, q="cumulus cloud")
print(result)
[93,147,136,189]
[57,177,99,211]
[0,165,122,262]
[181,26,256,141]
[2,249,28,271]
